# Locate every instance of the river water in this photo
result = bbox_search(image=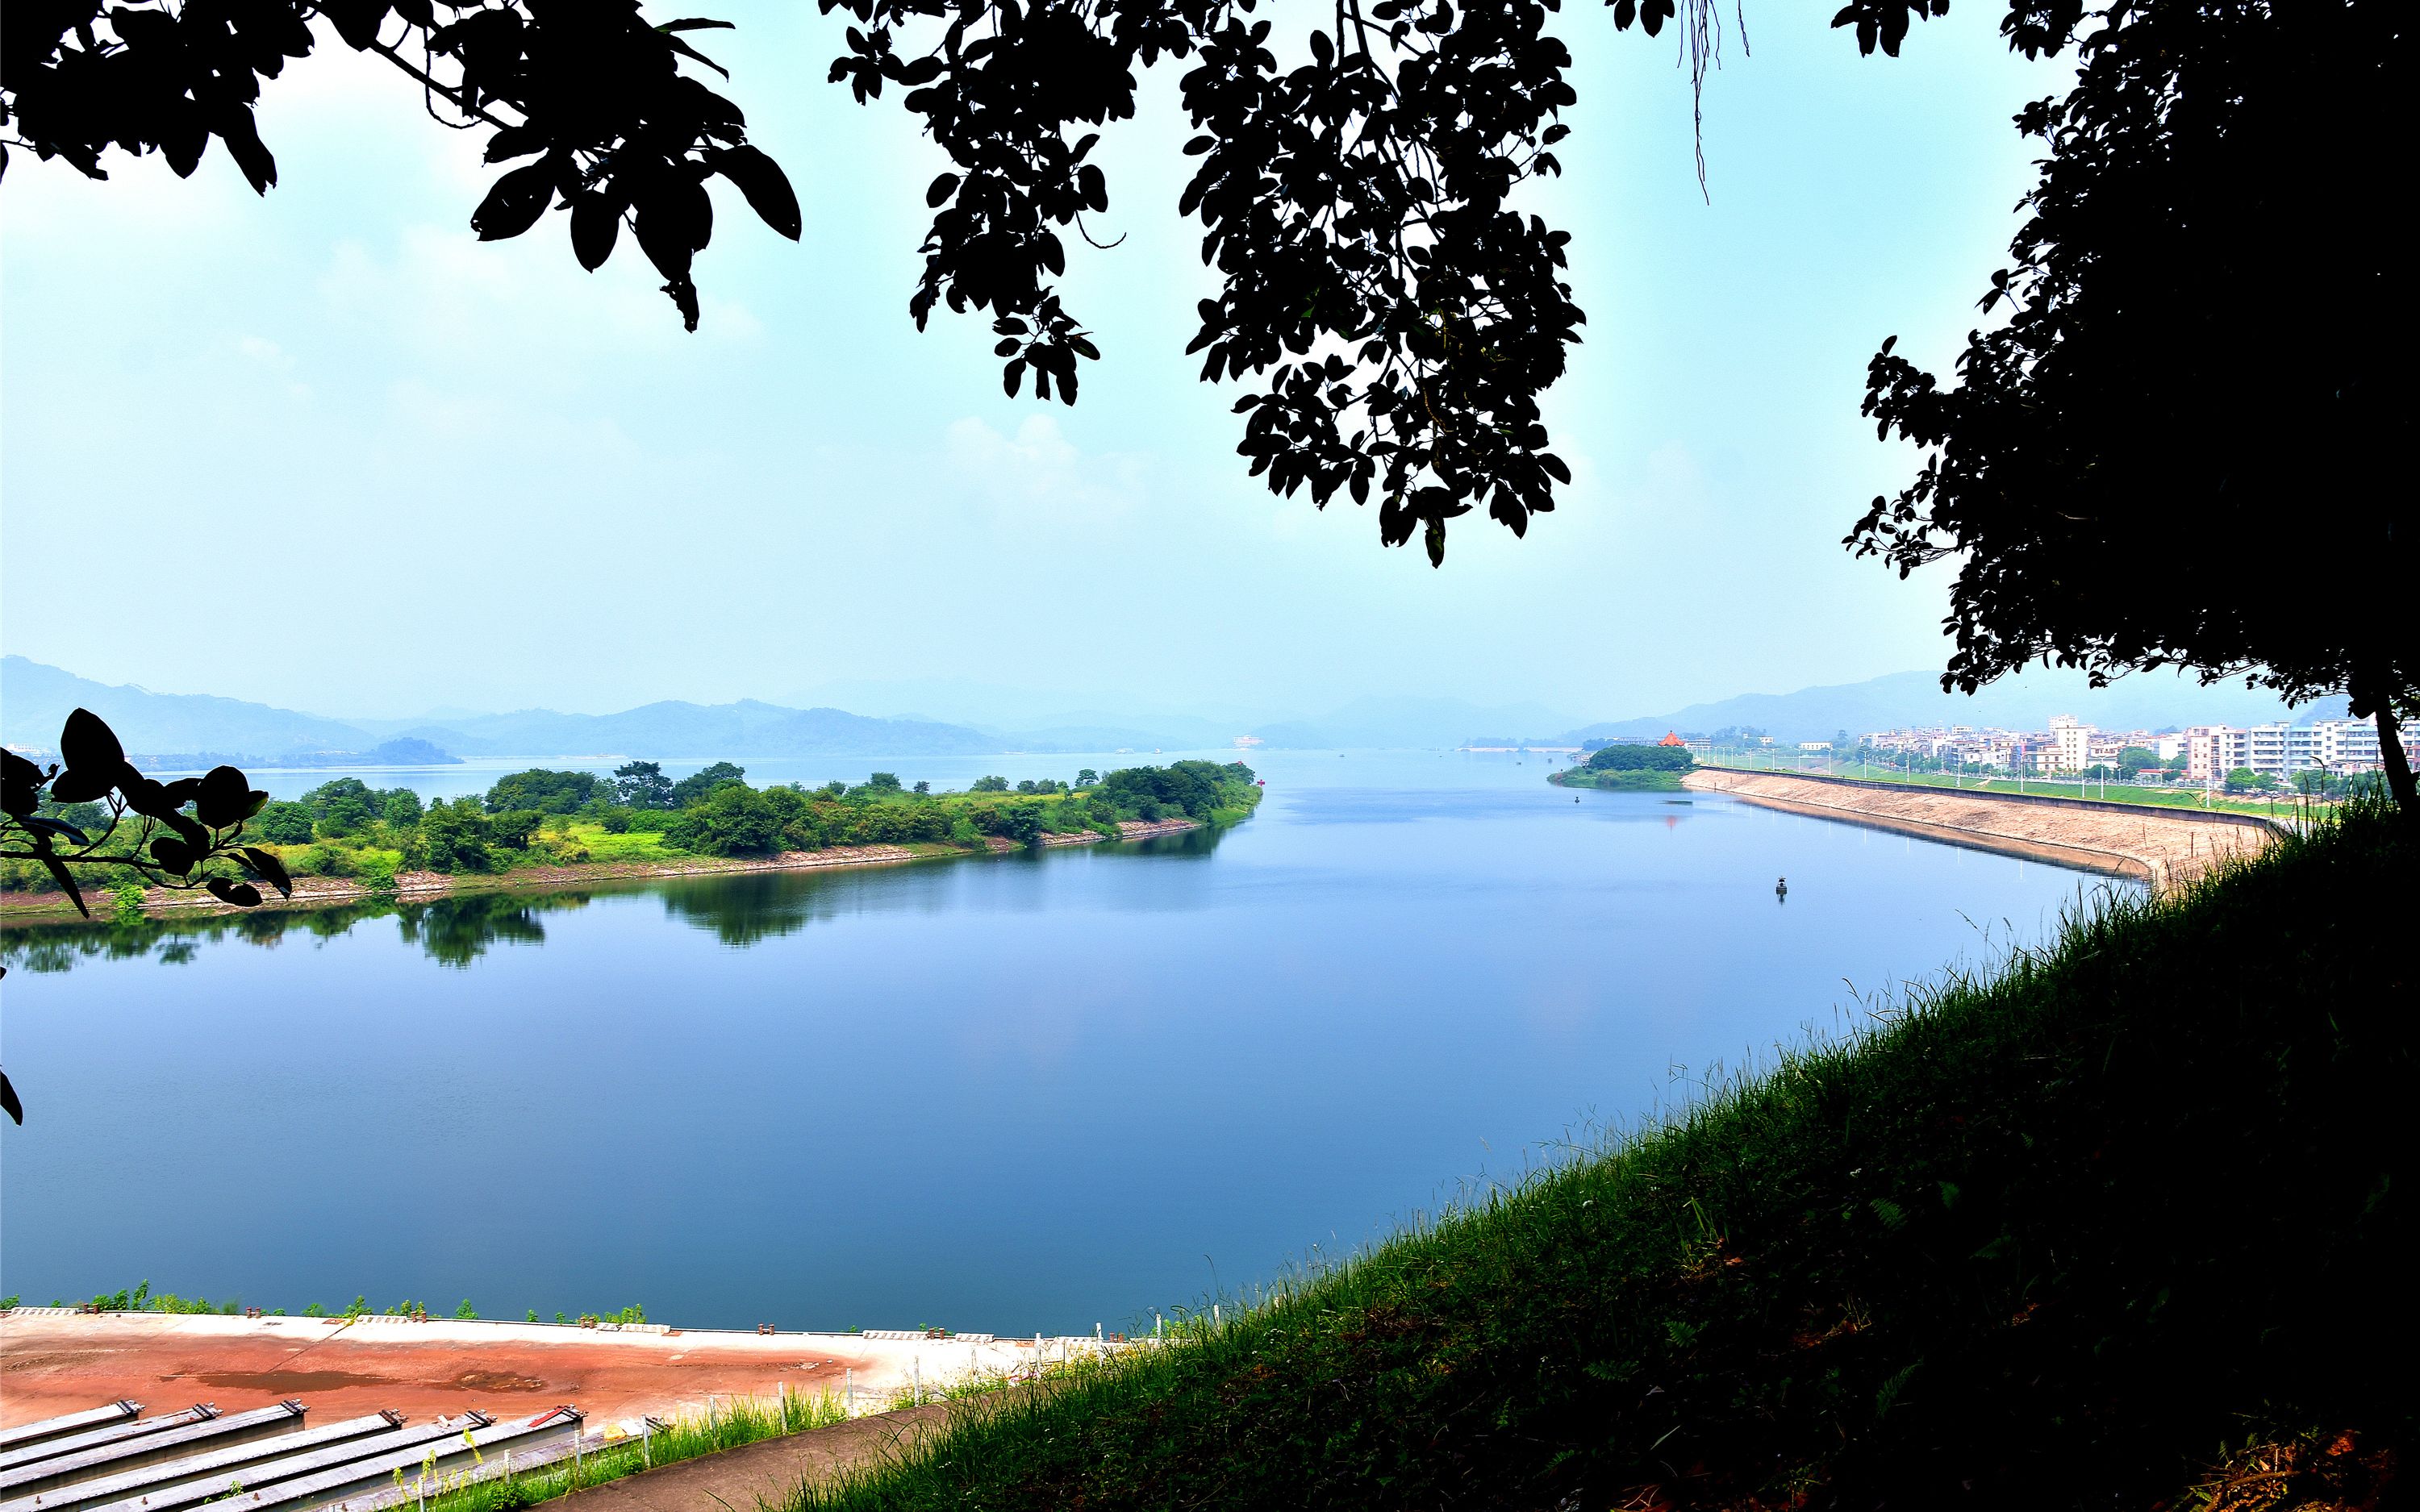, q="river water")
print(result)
[0,752,2118,1333]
